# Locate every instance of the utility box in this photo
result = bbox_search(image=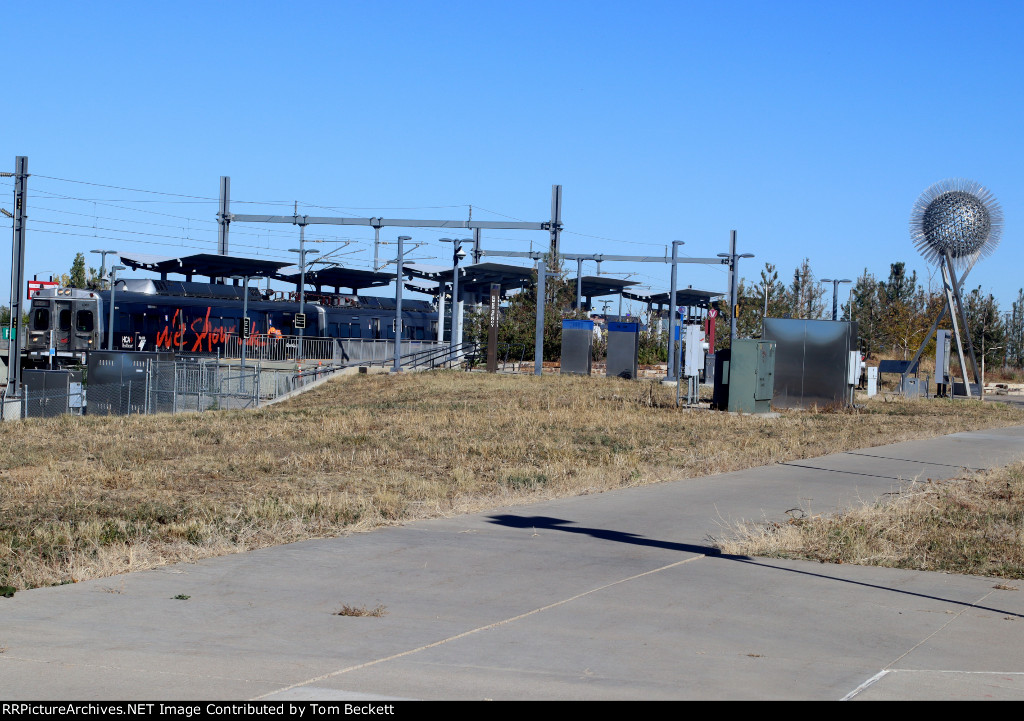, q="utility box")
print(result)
[935,329,952,397]
[560,319,593,376]
[87,350,173,415]
[726,339,776,414]
[606,322,639,379]
[22,369,83,418]
[683,324,704,378]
